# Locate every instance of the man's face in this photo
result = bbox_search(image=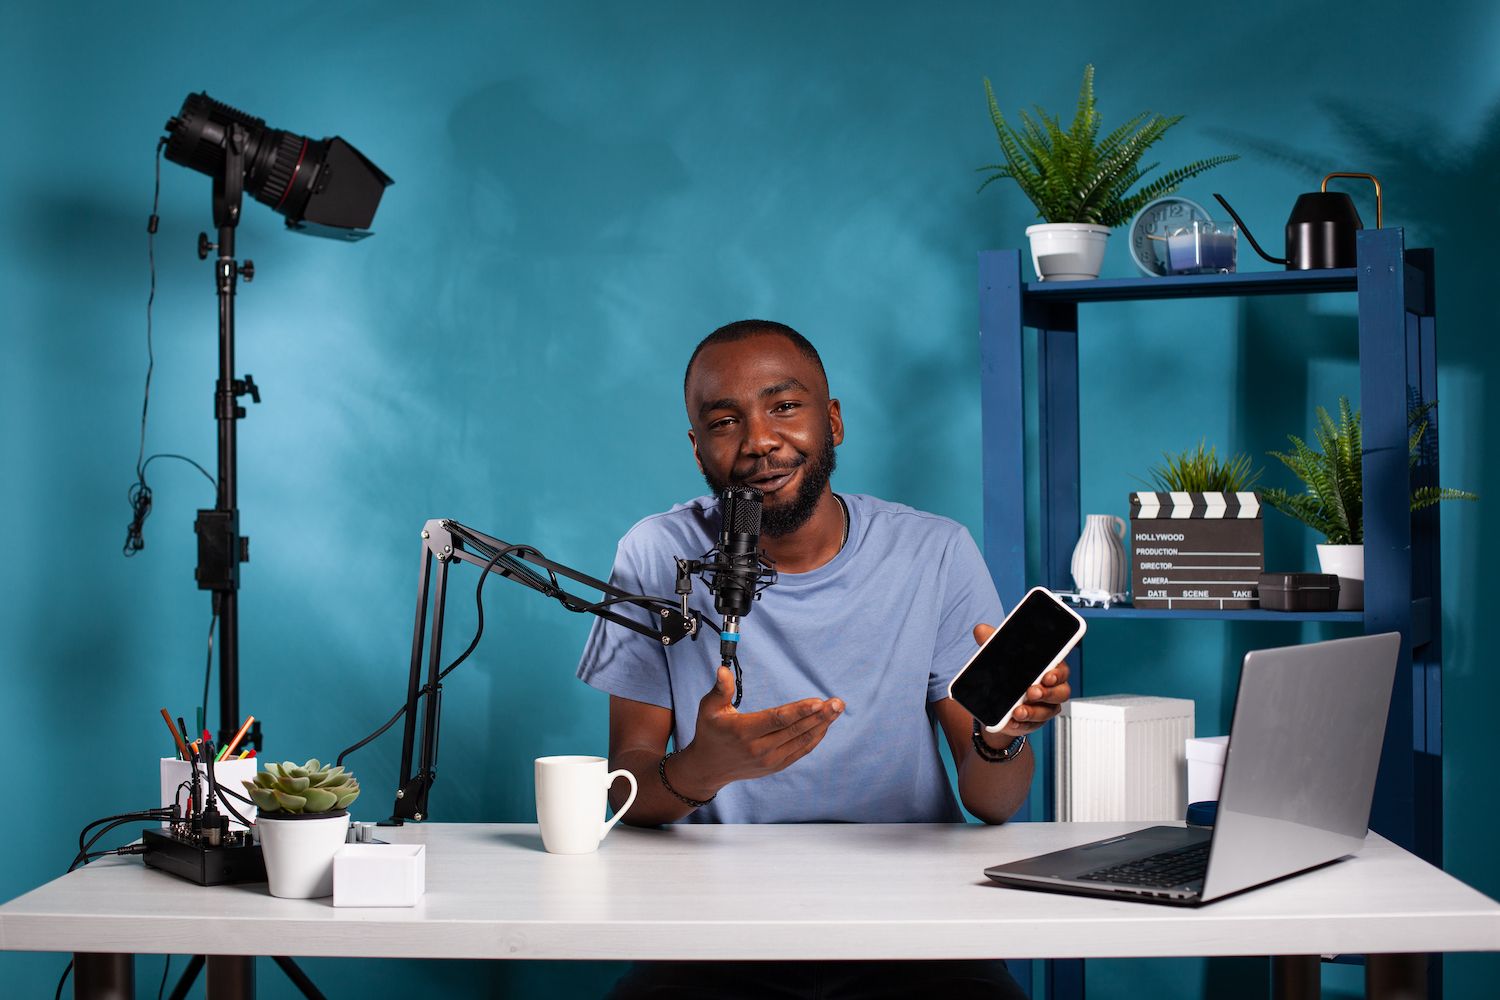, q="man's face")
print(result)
[685,334,844,537]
